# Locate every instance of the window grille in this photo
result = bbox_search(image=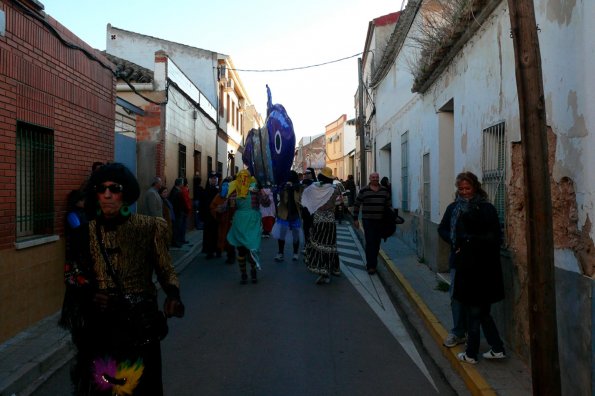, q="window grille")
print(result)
[178,144,186,178]
[401,132,409,211]
[16,122,54,239]
[423,153,431,219]
[482,122,506,226]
